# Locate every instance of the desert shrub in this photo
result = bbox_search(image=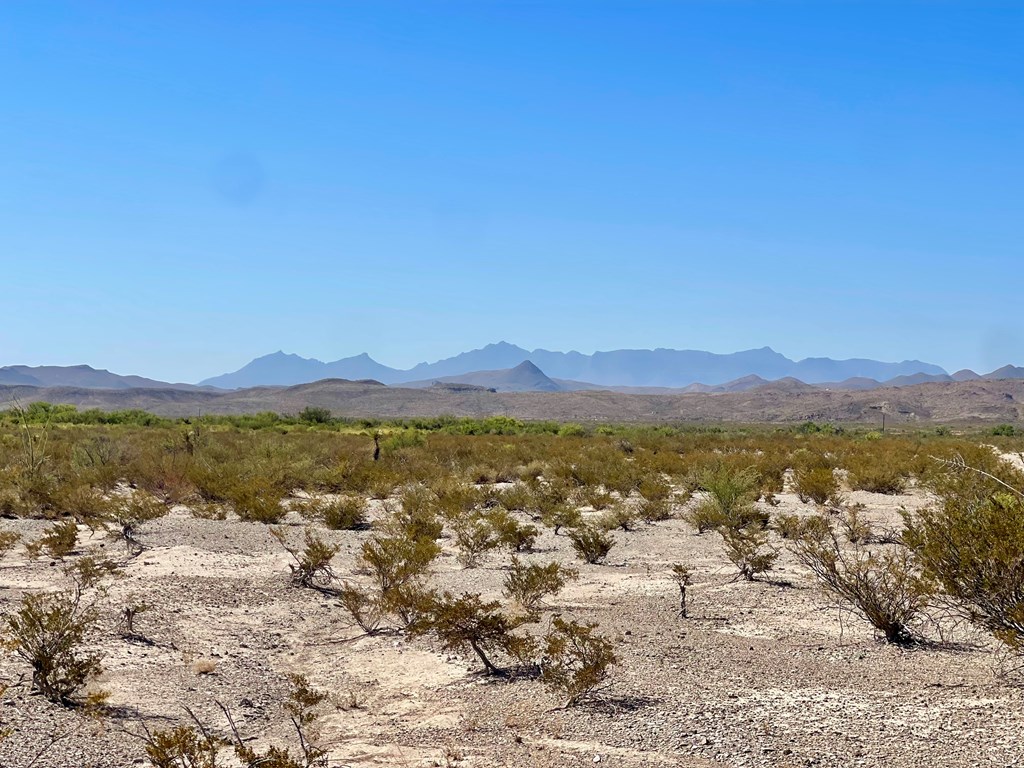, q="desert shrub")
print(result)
[360,534,440,602]
[597,504,637,532]
[567,525,614,564]
[299,406,333,425]
[295,494,367,530]
[774,513,831,541]
[904,460,1024,651]
[52,483,112,525]
[670,563,692,618]
[839,506,874,544]
[540,503,582,535]
[684,497,724,534]
[503,557,577,615]
[794,522,930,643]
[451,513,502,568]
[65,555,121,590]
[323,496,367,530]
[487,509,538,552]
[0,531,20,557]
[143,719,223,768]
[26,520,79,559]
[415,591,534,675]
[686,465,768,533]
[847,460,908,495]
[4,588,103,704]
[336,582,383,634]
[577,485,616,511]
[720,526,778,581]
[114,491,168,525]
[794,466,841,506]
[271,528,340,589]
[383,487,444,540]
[497,482,535,511]
[190,501,228,520]
[774,513,804,540]
[701,465,760,515]
[638,497,673,523]
[429,479,482,520]
[637,474,673,503]
[226,477,287,524]
[540,617,617,707]
[992,424,1016,437]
